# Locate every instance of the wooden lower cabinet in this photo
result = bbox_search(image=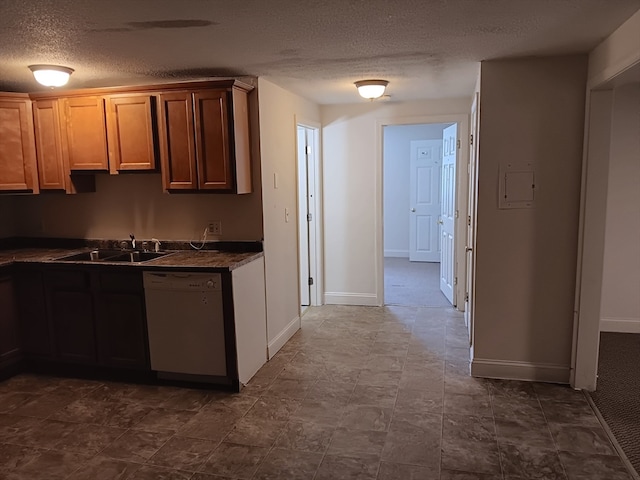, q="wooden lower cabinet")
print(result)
[0,273,21,370]
[39,268,149,370]
[45,270,96,364]
[95,271,149,369]
[15,269,52,358]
